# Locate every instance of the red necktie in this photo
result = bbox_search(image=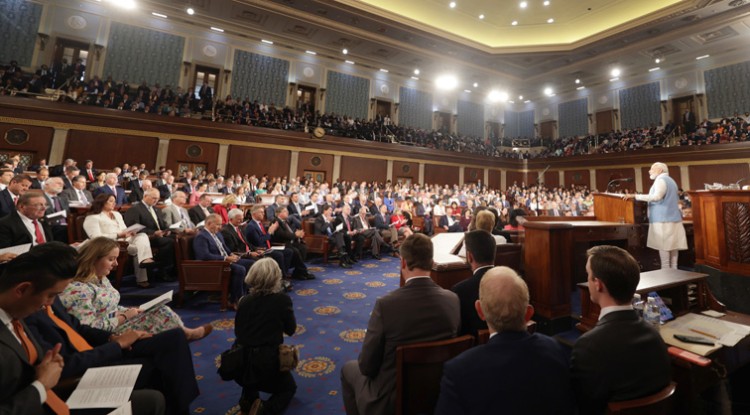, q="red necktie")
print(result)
[345,216,351,231]
[12,320,70,415]
[88,170,94,181]
[32,219,45,245]
[258,222,271,248]
[236,226,250,252]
